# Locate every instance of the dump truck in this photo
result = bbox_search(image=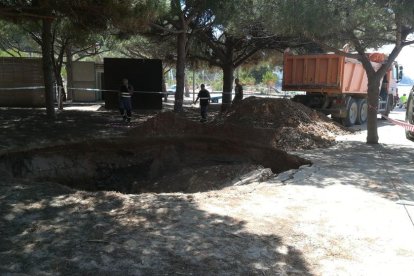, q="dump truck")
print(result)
[282,53,402,126]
